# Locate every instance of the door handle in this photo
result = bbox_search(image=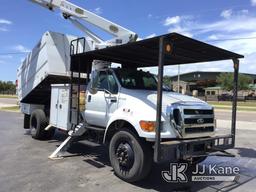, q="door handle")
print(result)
[88,95,92,102]
[107,96,117,103]
[110,98,117,103]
